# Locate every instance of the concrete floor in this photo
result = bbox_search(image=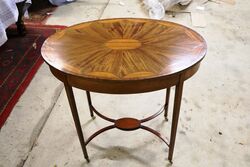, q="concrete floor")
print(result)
[0,0,250,166]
